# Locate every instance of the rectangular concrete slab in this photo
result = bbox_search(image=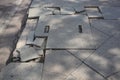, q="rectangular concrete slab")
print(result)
[90,20,120,36]
[43,50,82,80]
[85,36,120,77]
[46,15,96,49]
[15,19,38,49]
[0,63,43,80]
[19,46,43,61]
[100,6,120,20]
